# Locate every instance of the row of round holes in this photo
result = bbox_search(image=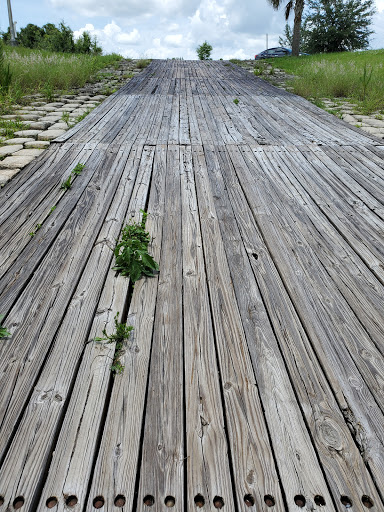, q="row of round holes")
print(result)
[0,493,375,509]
